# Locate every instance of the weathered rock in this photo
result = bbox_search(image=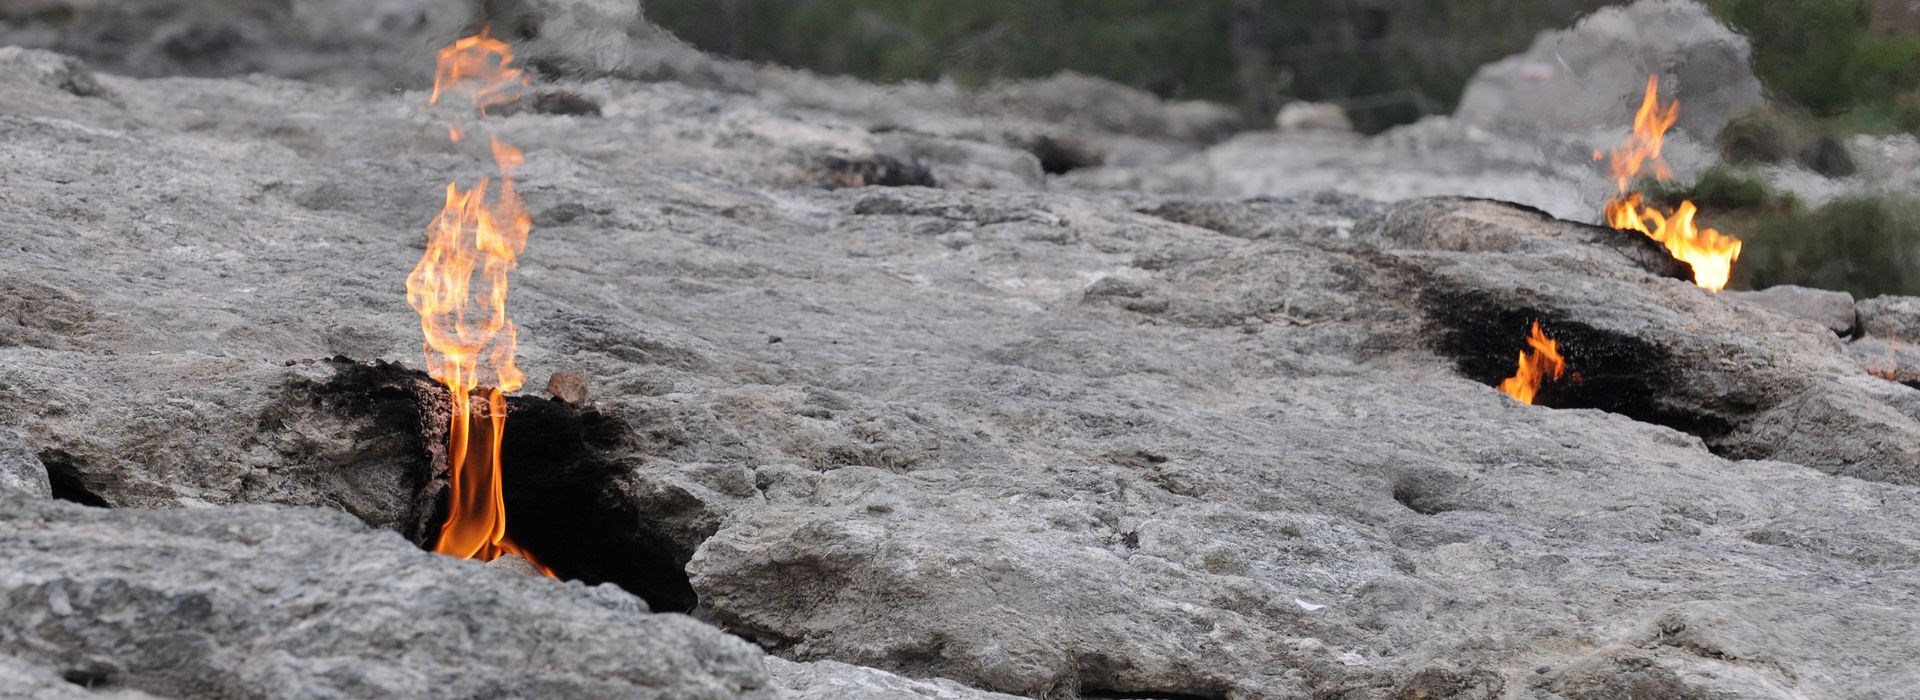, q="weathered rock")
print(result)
[0,428,50,499]
[0,428,49,501]
[1858,294,1920,341]
[767,658,1022,700]
[0,495,776,698]
[1724,284,1857,336]
[1454,0,1765,140]
[0,12,1918,700]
